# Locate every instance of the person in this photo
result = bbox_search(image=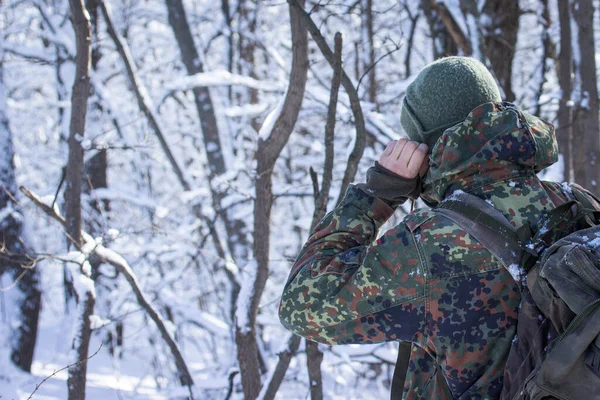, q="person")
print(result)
[278,56,586,399]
